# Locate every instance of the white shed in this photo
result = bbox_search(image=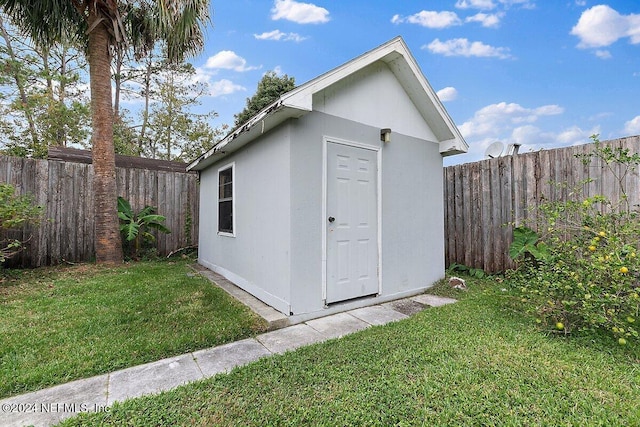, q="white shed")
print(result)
[188,37,468,320]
